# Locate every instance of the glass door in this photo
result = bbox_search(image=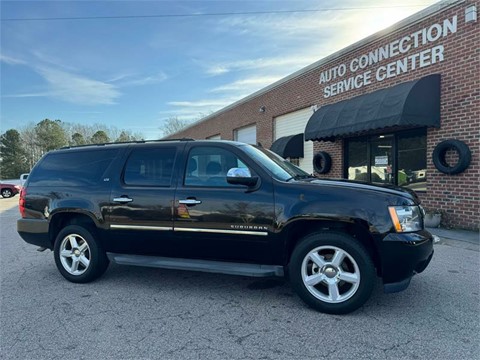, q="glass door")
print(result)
[369,135,394,185]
